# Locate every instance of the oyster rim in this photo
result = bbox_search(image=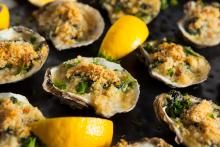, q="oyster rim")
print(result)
[138,40,211,88]
[0,26,49,85]
[177,1,220,48]
[0,92,30,104]
[101,0,161,24]
[33,0,105,50]
[42,56,140,118]
[153,92,219,145]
